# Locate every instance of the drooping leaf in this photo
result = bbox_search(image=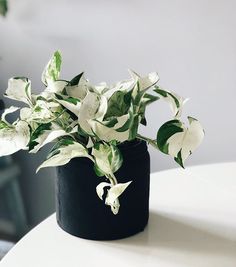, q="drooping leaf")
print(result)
[156,119,184,154]
[96,180,132,214]
[154,86,188,118]
[29,122,71,153]
[28,122,52,151]
[157,117,204,166]
[105,181,132,214]
[36,139,93,172]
